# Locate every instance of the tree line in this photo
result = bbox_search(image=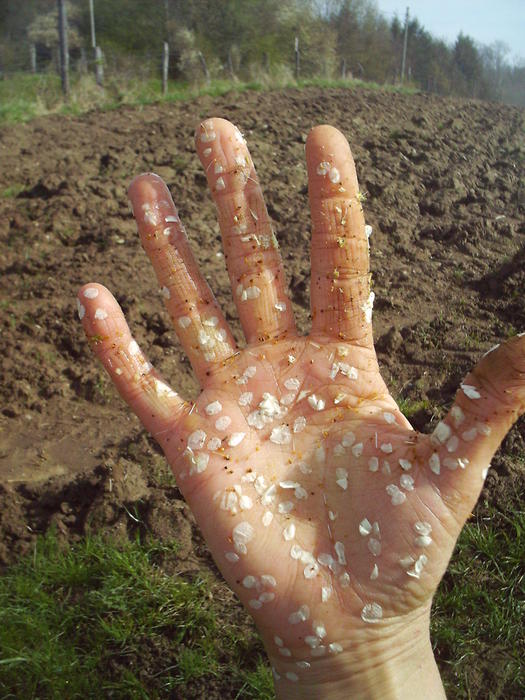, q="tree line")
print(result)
[1,0,523,106]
